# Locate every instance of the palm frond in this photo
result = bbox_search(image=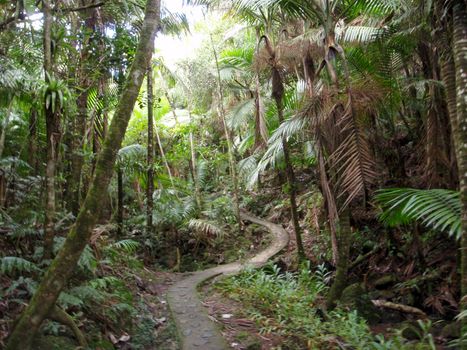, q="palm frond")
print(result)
[375,188,461,240]
[188,218,225,239]
[227,98,255,130]
[342,26,385,44]
[111,239,140,253]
